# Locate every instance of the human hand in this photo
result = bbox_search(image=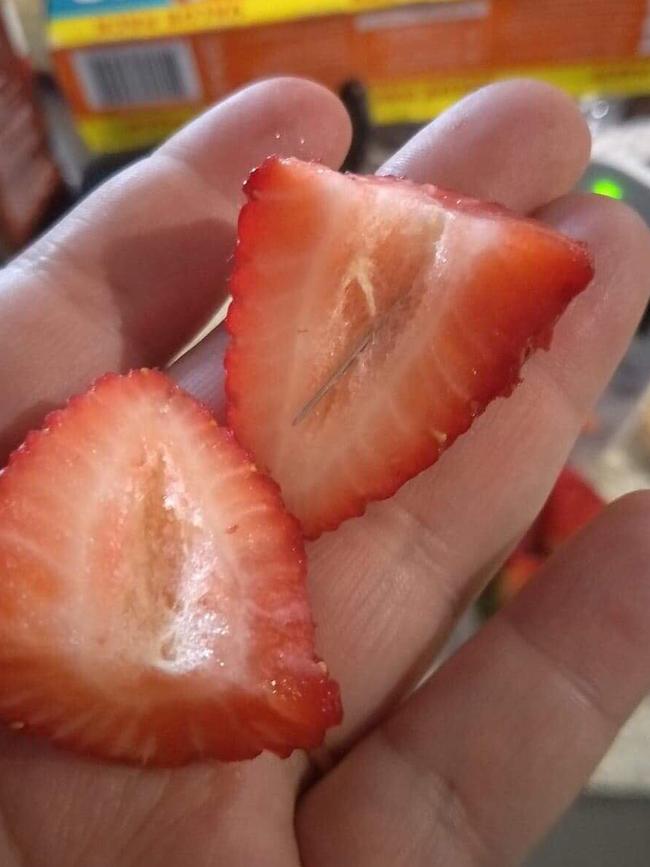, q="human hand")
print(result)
[1,77,650,867]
